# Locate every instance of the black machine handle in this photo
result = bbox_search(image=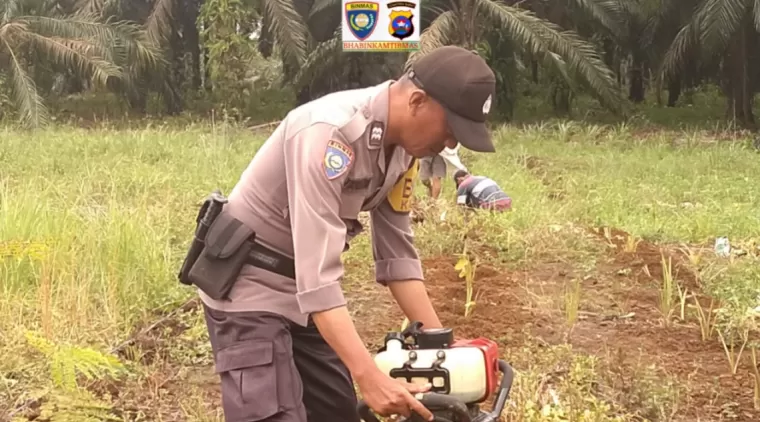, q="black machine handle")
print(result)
[479,360,514,422]
[356,360,514,422]
[357,393,468,422]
